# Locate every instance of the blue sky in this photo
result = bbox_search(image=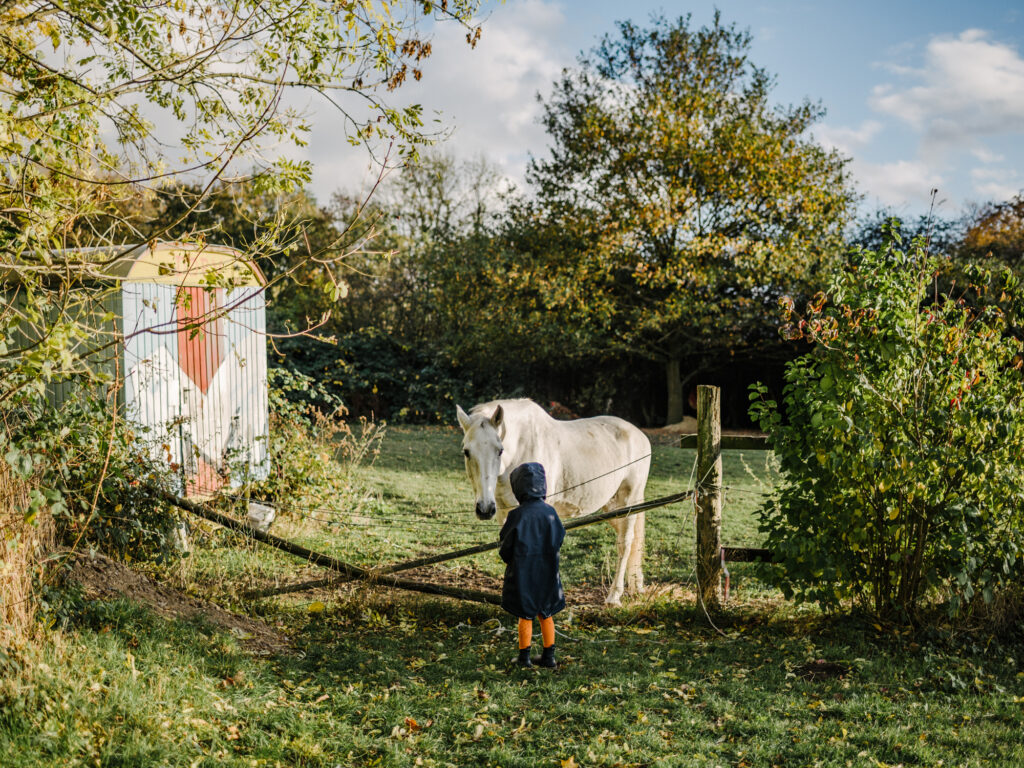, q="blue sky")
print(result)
[302,0,1024,221]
